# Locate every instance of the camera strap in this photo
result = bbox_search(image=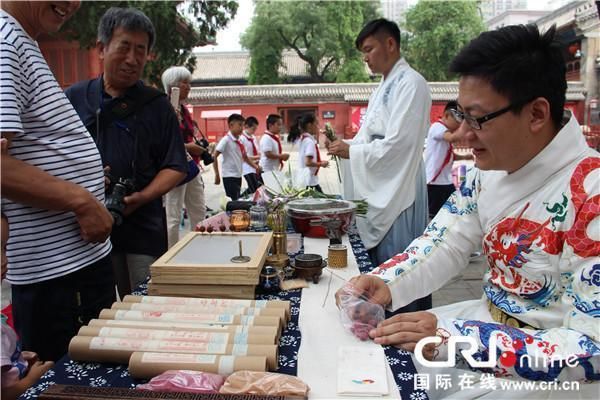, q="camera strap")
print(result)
[91,76,164,181]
